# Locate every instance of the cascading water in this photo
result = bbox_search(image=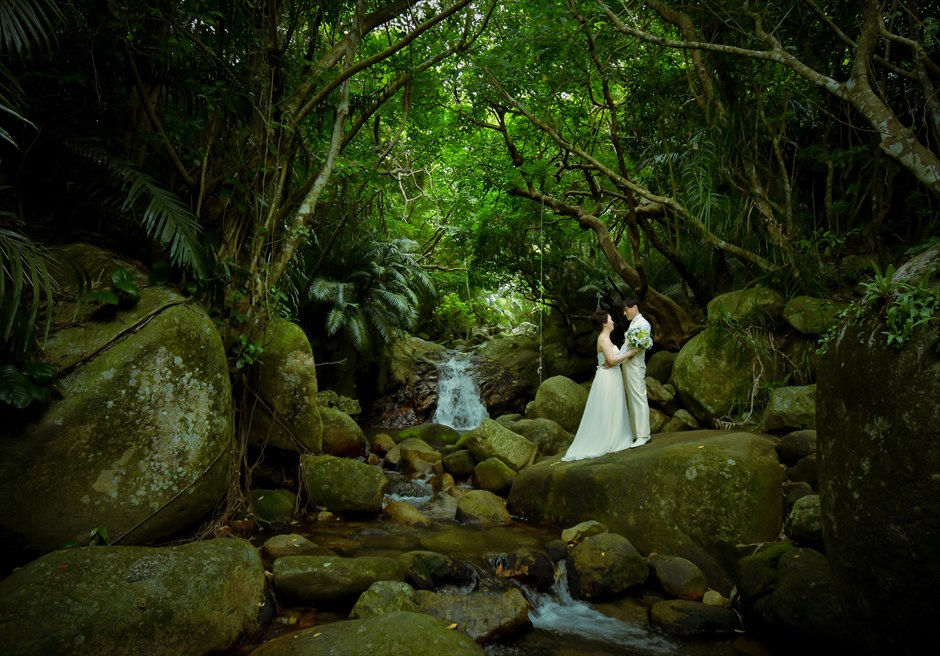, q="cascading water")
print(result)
[432,352,489,431]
